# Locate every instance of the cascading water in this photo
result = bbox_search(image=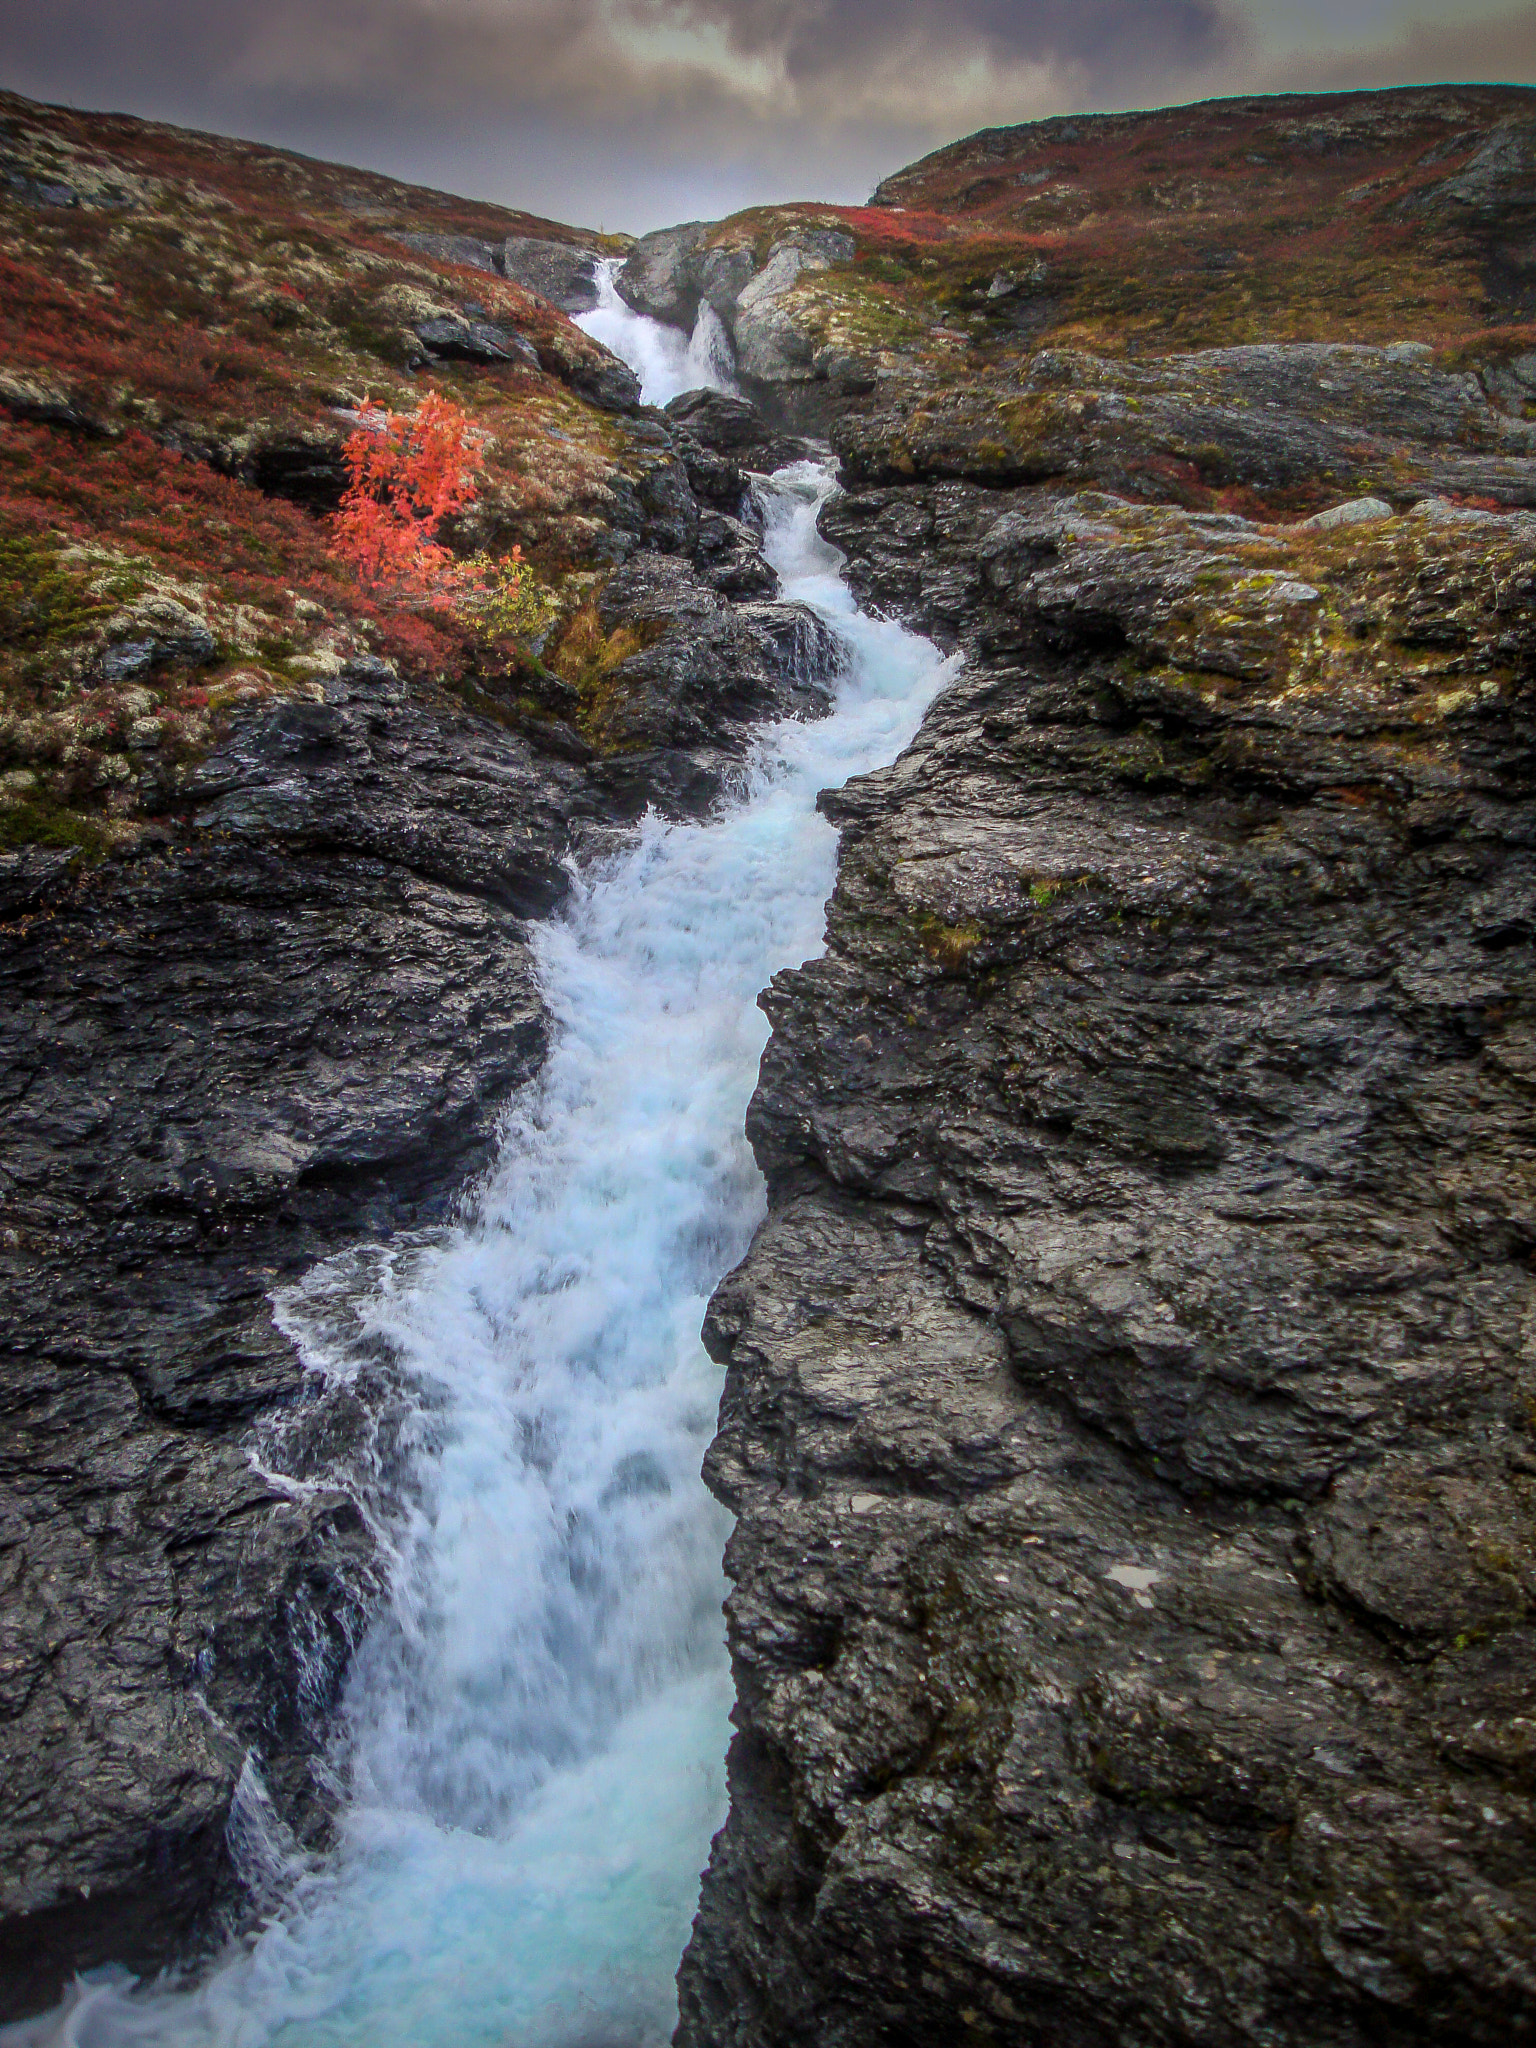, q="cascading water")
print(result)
[576,261,738,407]
[7,347,952,2048]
